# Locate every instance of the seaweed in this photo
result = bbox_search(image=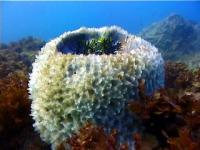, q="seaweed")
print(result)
[83,36,121,55]
[168,128,199,150]
[57,123,129,150]
[0,71,30,138]
[129,62,200,149]
[165,61,193,89]
[0,50,28,78]
[0,37,45,72]
[0,71,50,150]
